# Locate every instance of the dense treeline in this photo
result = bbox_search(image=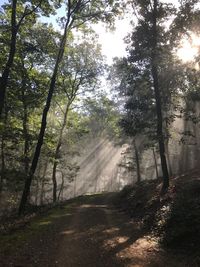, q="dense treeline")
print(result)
[0,0,121,215]
[1,0,200,218]
[110,0,200,191]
